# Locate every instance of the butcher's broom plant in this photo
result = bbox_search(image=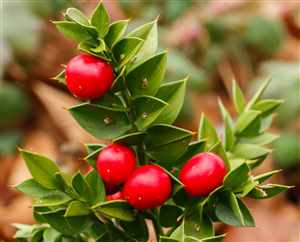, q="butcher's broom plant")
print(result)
[14,2,290,242]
